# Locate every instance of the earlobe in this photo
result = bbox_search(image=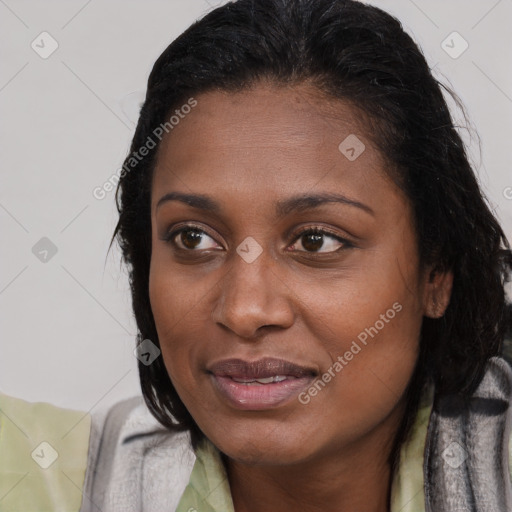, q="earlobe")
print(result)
[424,267,454,319]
